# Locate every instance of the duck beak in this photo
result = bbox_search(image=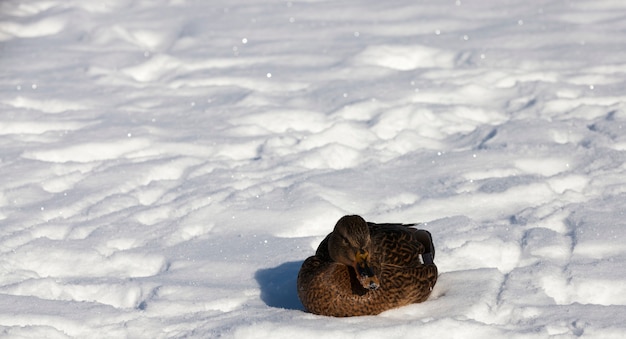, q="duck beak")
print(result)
[355,250,380,290]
